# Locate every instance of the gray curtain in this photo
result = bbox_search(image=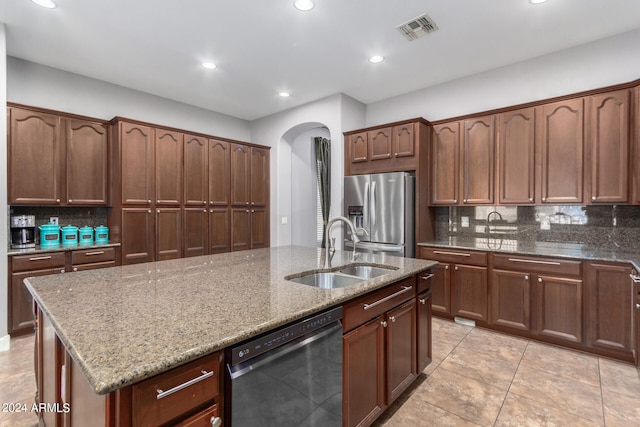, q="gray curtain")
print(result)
[315,137,331,248]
